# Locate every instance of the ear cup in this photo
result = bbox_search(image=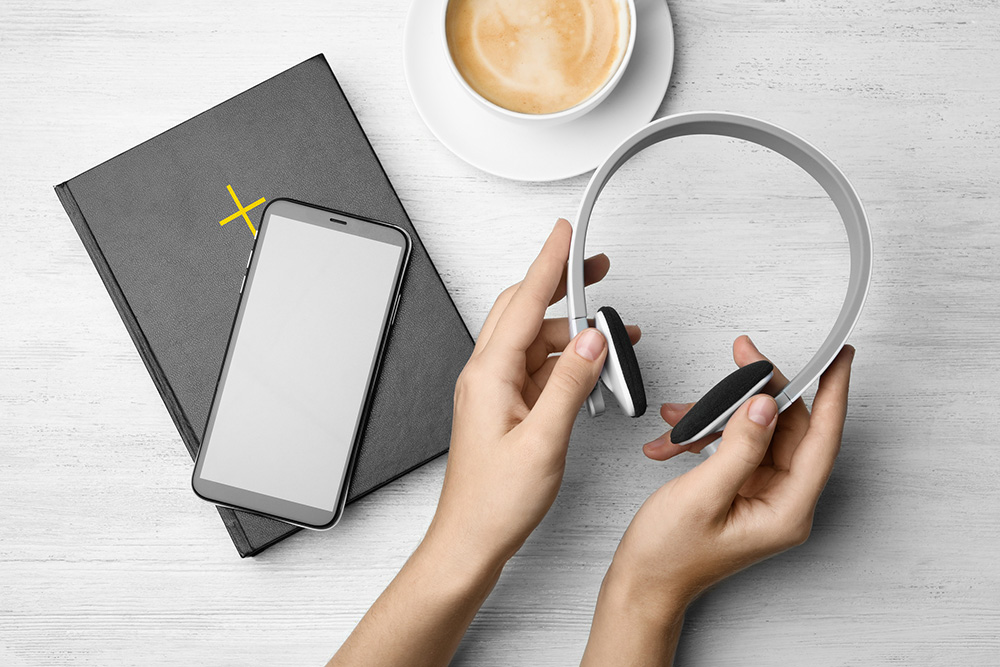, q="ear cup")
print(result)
[670,360,774,445]
[595,306,646,417]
